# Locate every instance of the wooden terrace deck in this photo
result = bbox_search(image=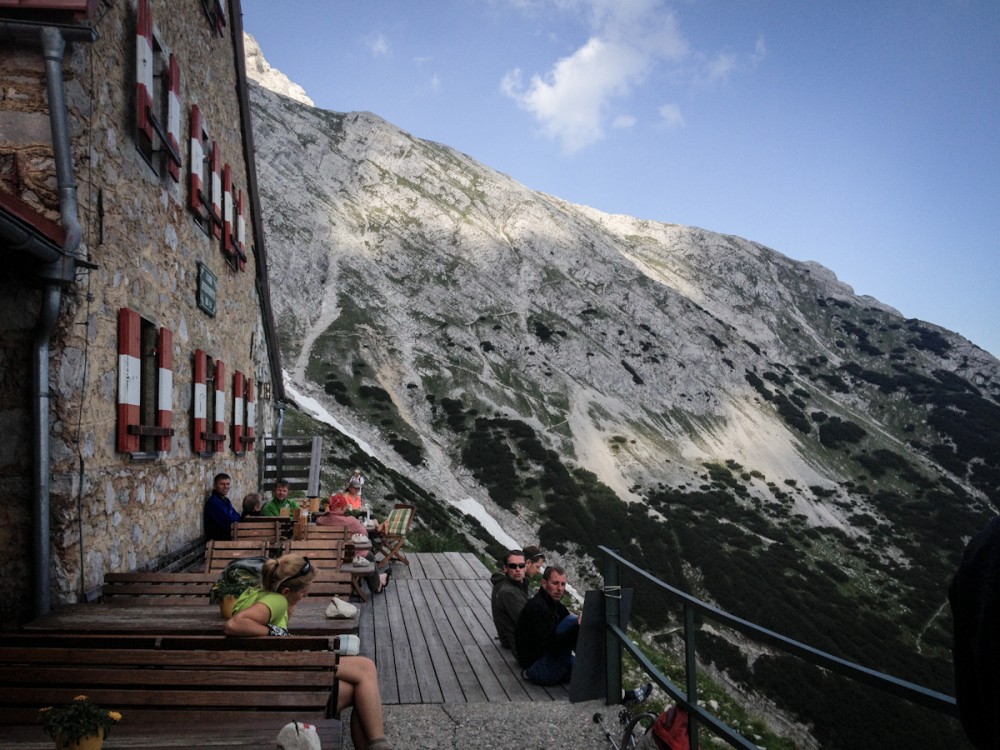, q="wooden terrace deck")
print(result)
[362,552,568,704]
